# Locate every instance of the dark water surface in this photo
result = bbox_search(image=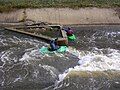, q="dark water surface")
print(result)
[0,25,120,90]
